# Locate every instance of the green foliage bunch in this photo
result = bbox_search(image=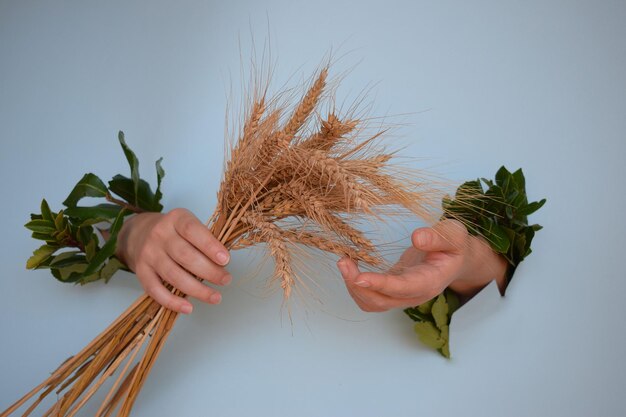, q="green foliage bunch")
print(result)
[404,289,460,358]
[24,132,164,284]
[442,166,546,287]
[405,166,546,358]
